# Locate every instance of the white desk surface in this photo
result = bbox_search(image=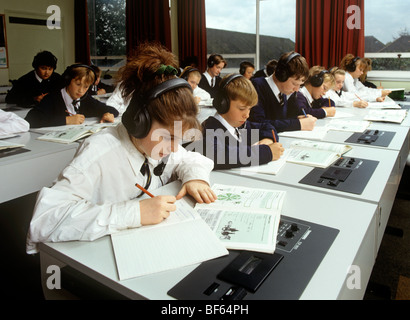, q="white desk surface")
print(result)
[228,140,400,205]
[39,175,378,300]
[0,132,79,203]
